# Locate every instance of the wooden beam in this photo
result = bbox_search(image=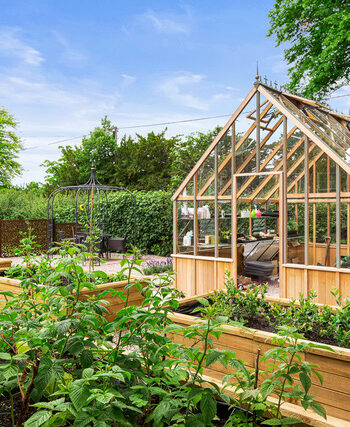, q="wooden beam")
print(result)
[259,85,350,176]
[219,116,284,196]
[263,142,316,201]
[305,136,309,266]
[256,90,260,171]
[282,116,287,264]
[236,126,298,199]
[197,101,274,197]
[248,136,307,201]
[172,86,257,201]
[286,151,324,193]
